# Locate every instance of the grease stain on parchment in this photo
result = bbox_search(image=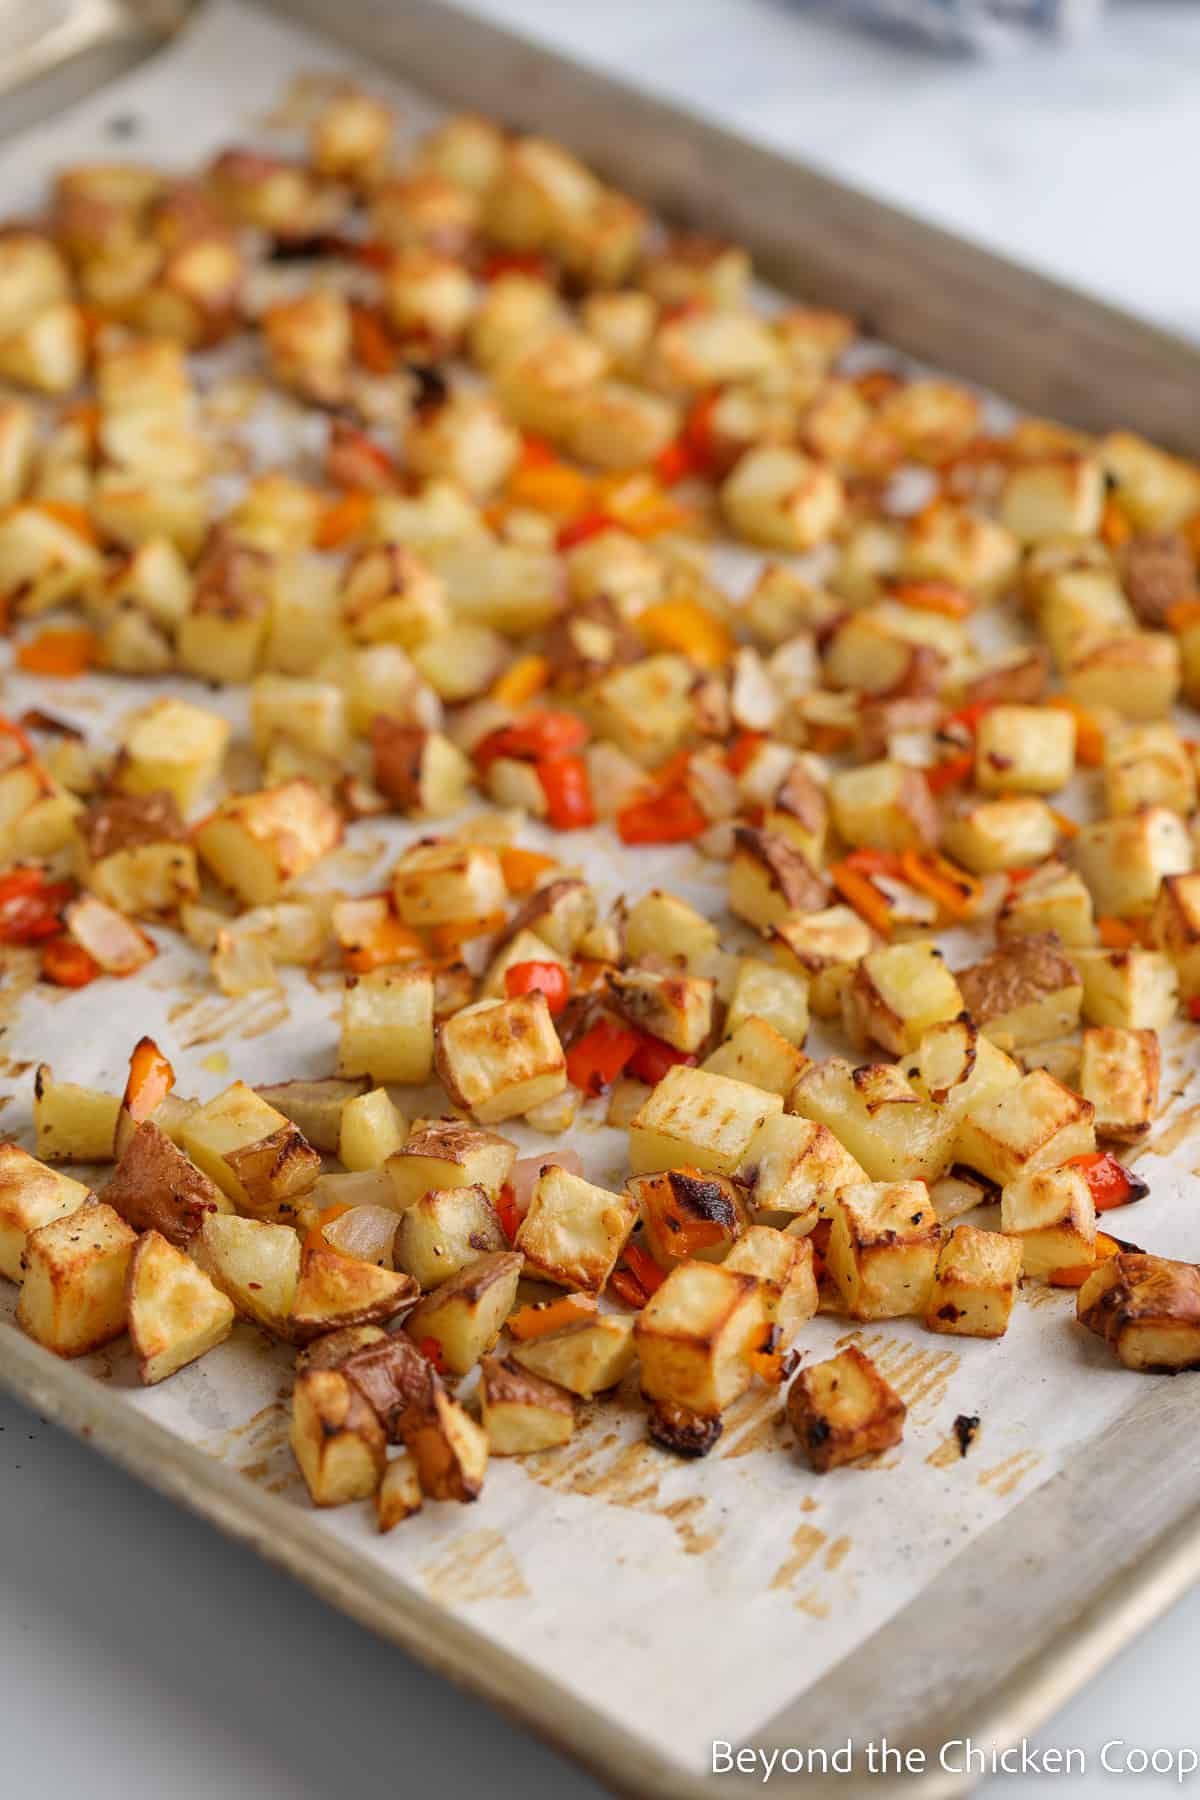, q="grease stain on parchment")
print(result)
[1146,1103,1200,1160]
[522,1425,723,1558]
[768,1522,854,1617]
[421,1528,528,1603]
[977,1449,1041,1498]
[168,988,290,1047]
[198,1397,302,1497]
